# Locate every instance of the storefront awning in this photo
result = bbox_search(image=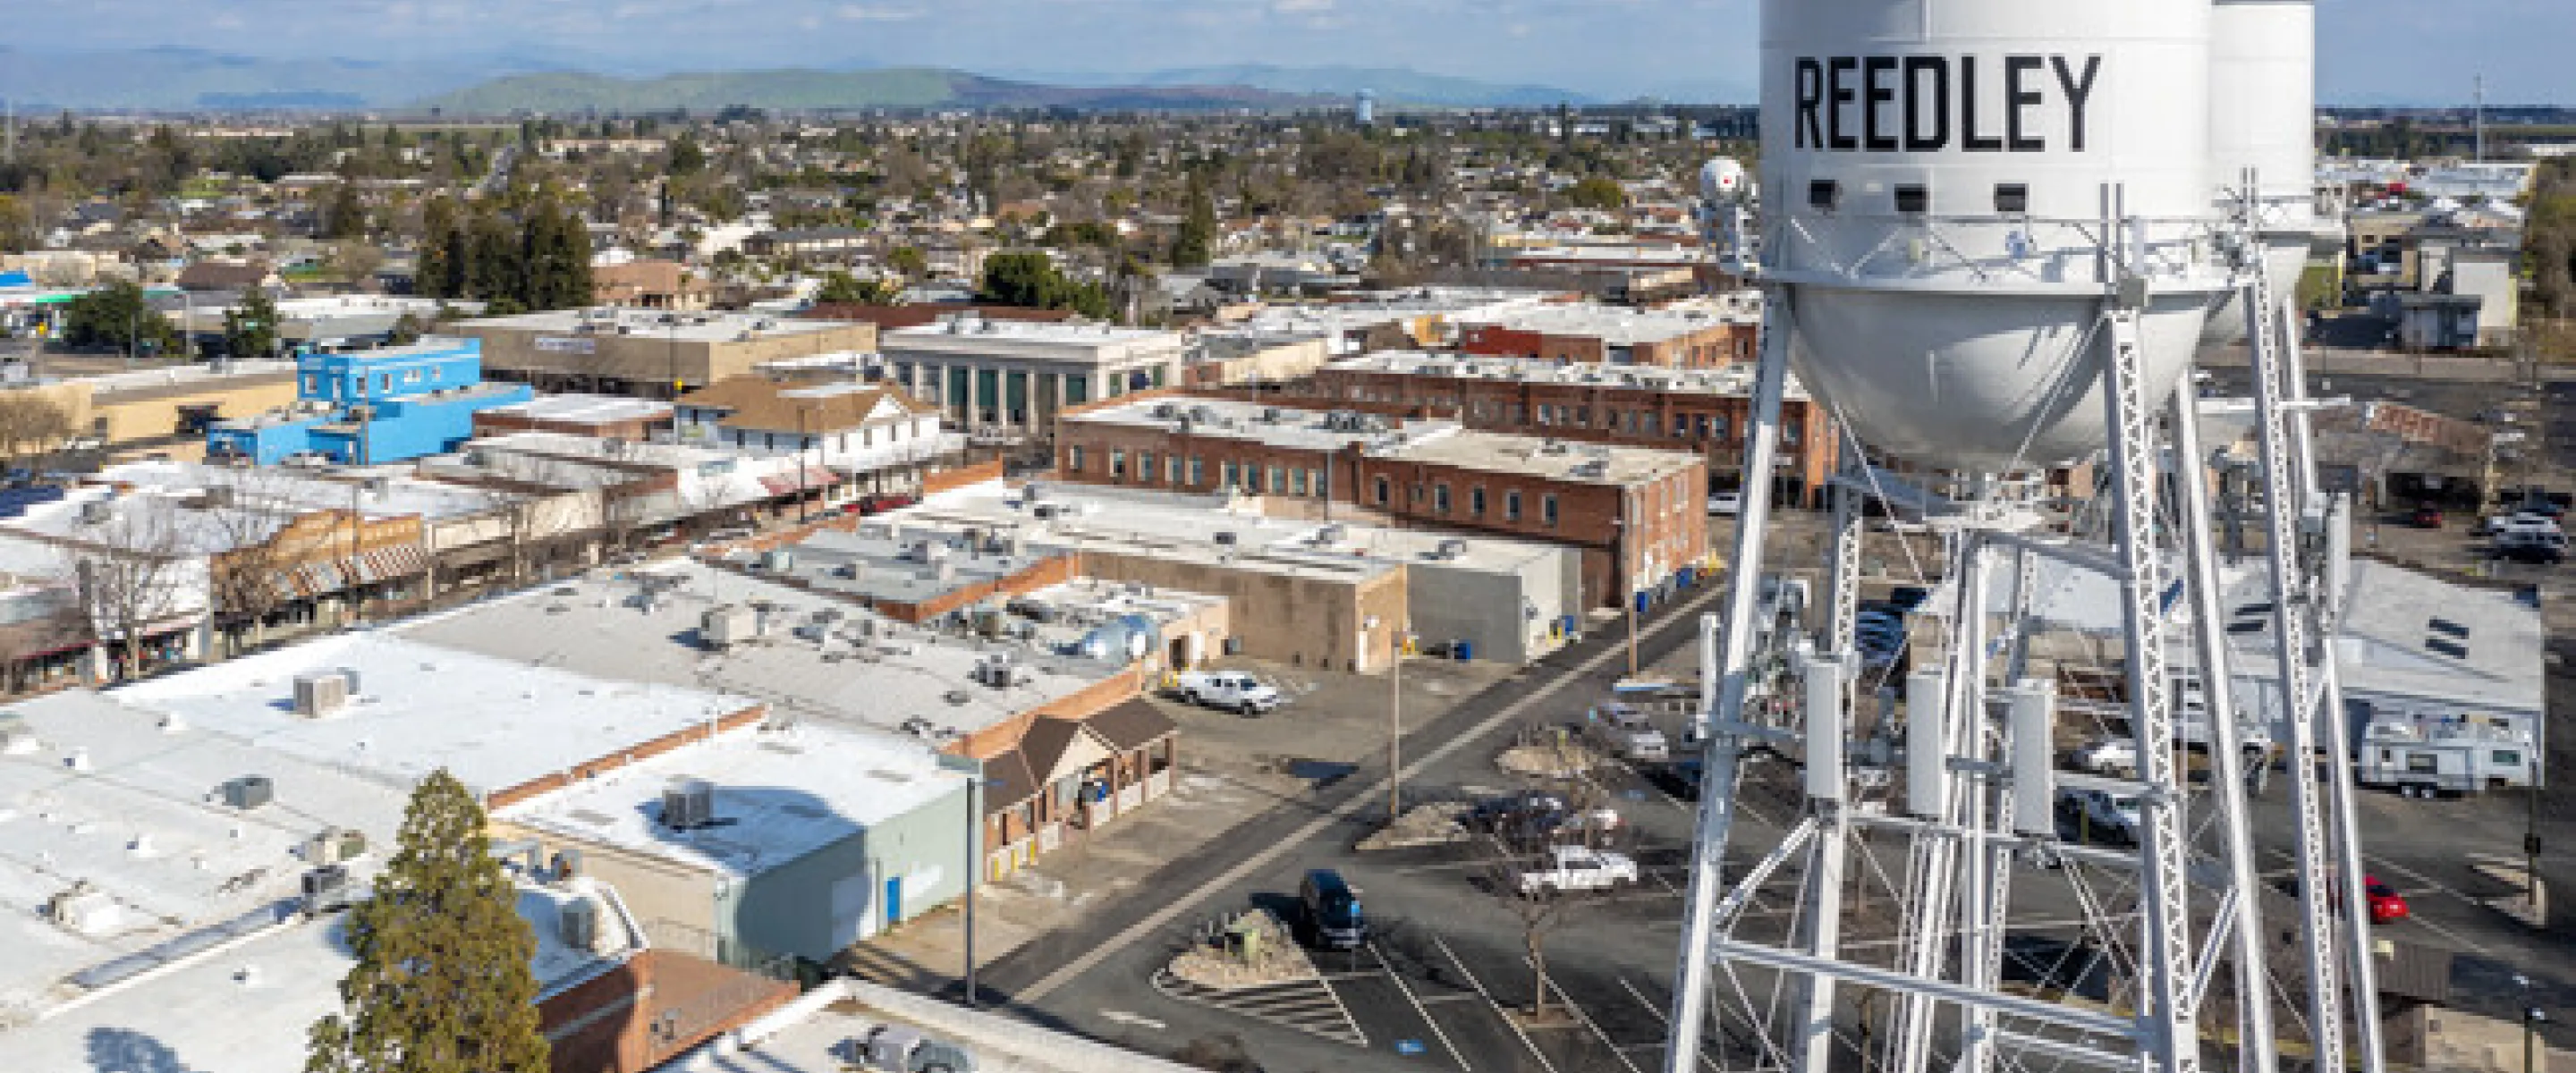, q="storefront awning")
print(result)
[758,463,843,497]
